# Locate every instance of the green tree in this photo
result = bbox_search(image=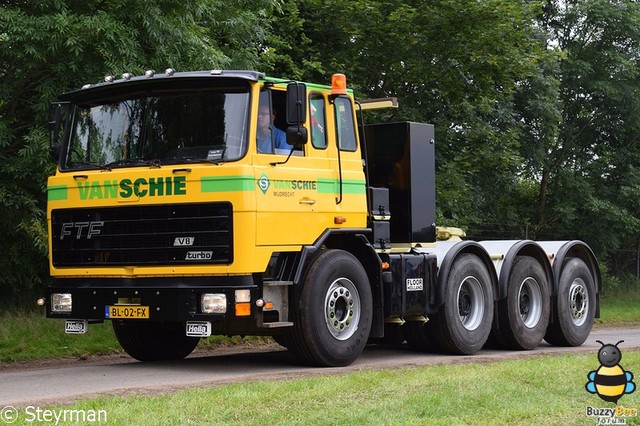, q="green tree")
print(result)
[523,0,640,269]
[263,0,546,233]
[265,0,640,278]
[0,0,277,305]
